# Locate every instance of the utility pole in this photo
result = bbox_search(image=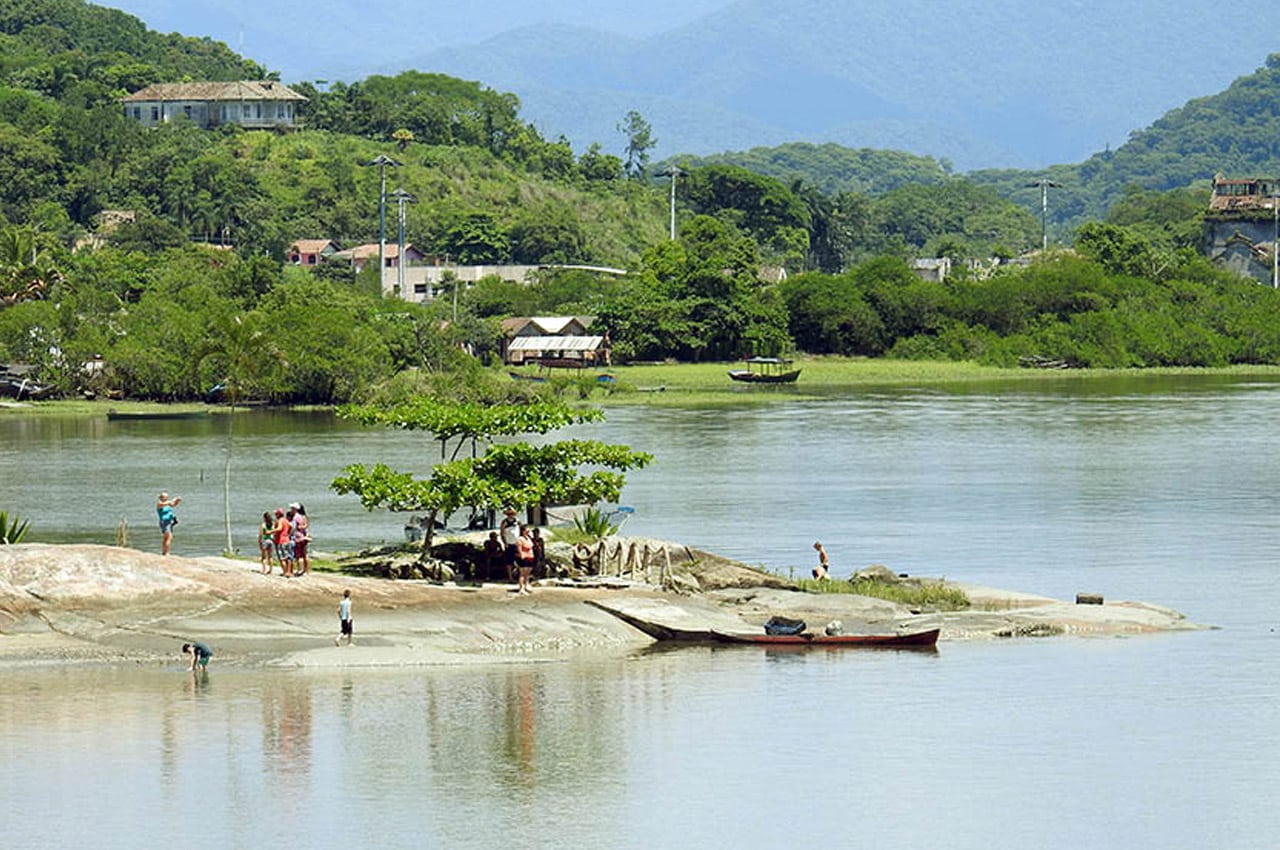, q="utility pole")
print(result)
[389,188,417,298]
[658,165,684,240]
[1271,193,1279,289]
[1027,178,1061,251]
[362,154,401,294]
